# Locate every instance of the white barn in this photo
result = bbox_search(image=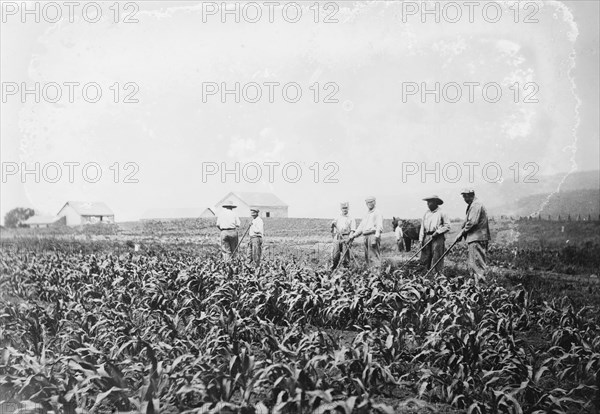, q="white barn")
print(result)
[215,192,288,218]
[23,215,66,228]
[57,201,115,226]
[200,208,216,218]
